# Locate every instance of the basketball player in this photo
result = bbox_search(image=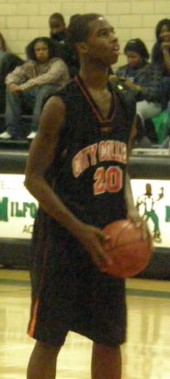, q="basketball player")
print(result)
[25,14,139,379]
